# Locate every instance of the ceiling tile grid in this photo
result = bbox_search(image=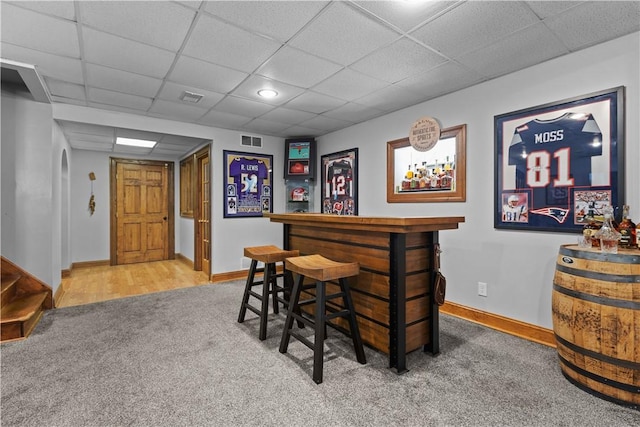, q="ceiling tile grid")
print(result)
[0,0,638,157]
